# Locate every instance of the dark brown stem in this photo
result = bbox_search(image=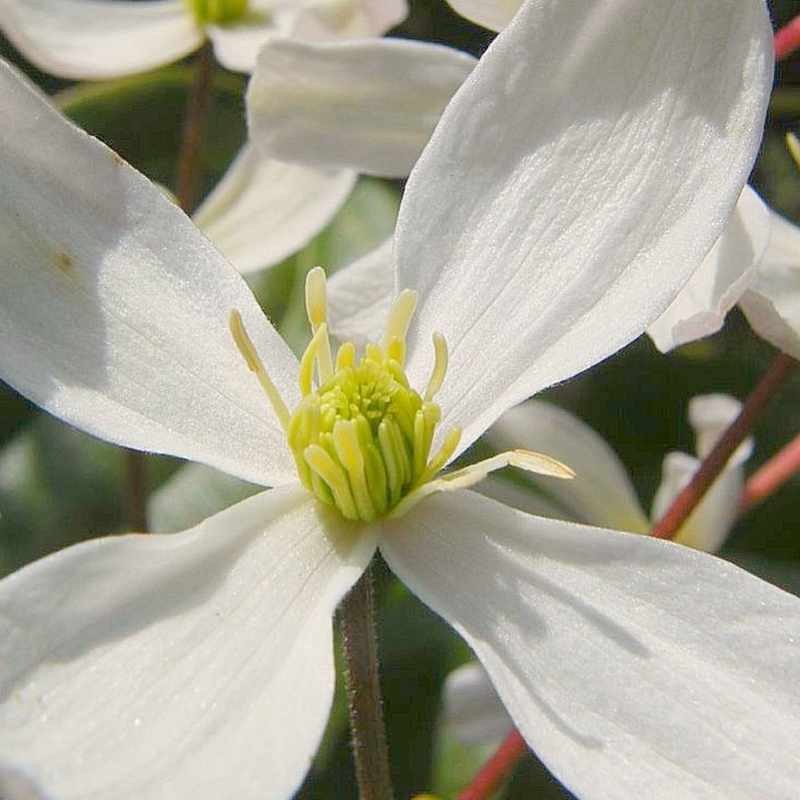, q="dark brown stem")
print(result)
[125,450,149,532]
[337,561,395,800]
[175,40,215,214]
[651,353,798,540]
